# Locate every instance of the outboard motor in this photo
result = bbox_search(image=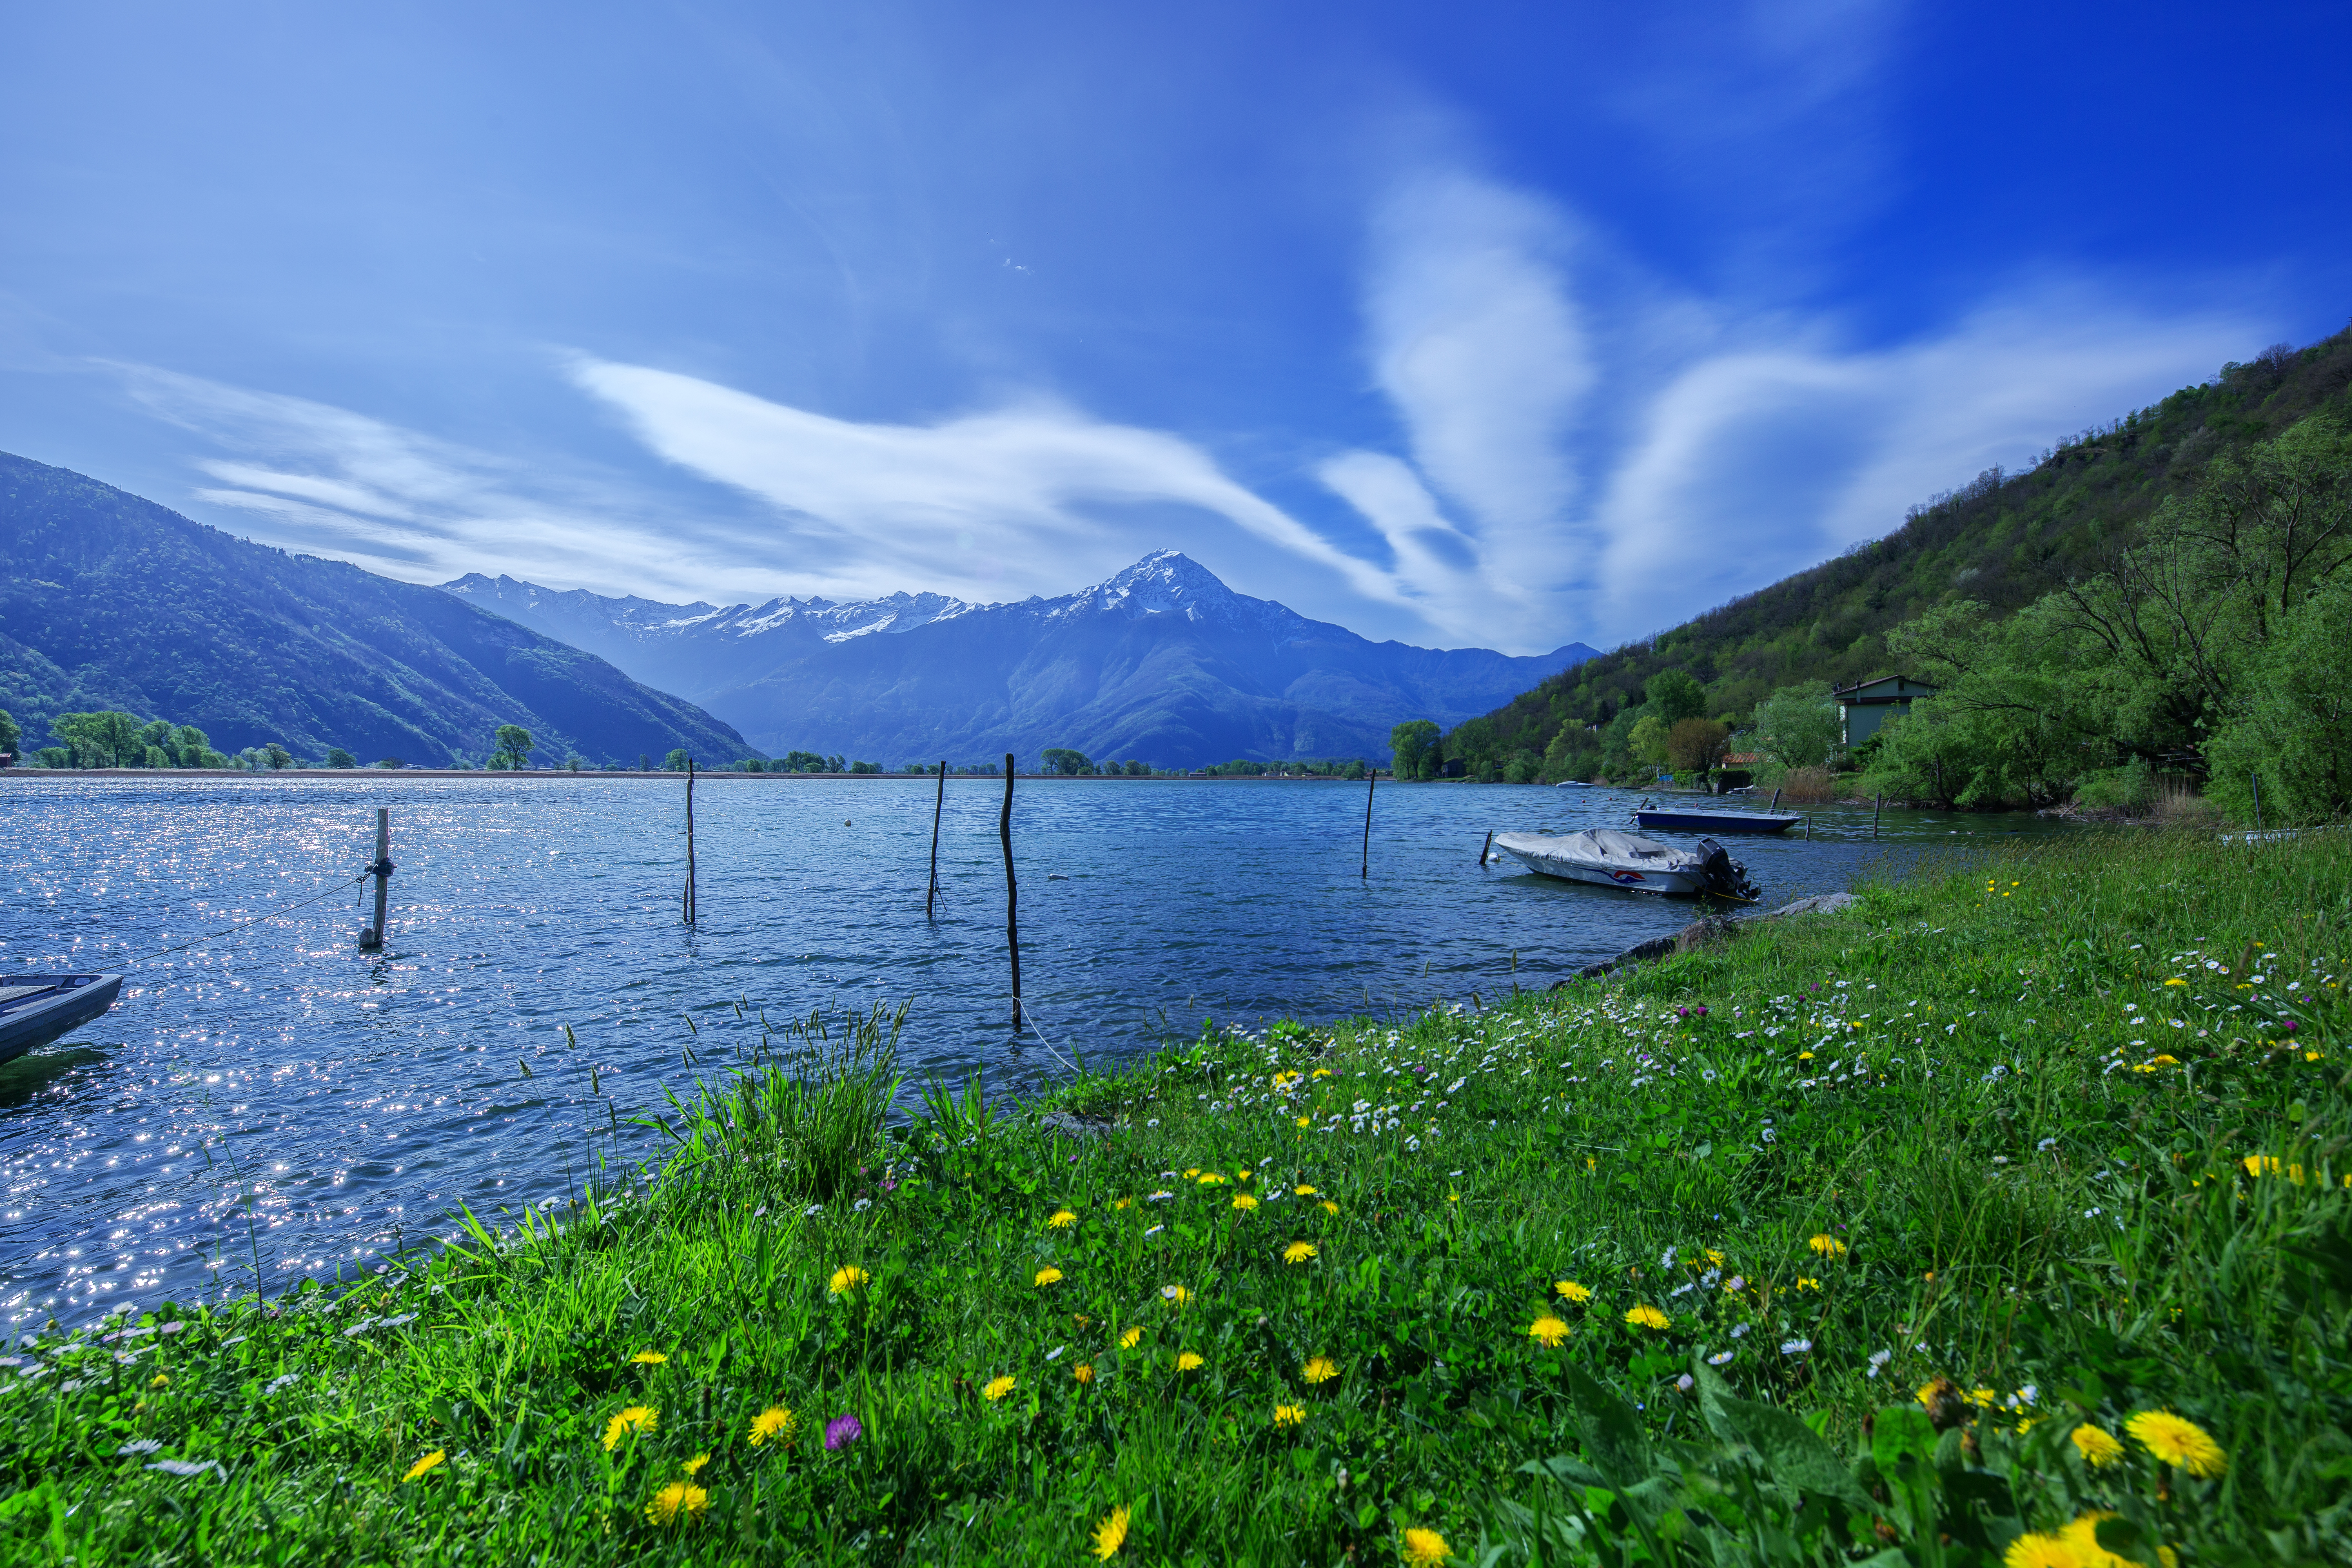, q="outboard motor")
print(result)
[1693,837,1760,901]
